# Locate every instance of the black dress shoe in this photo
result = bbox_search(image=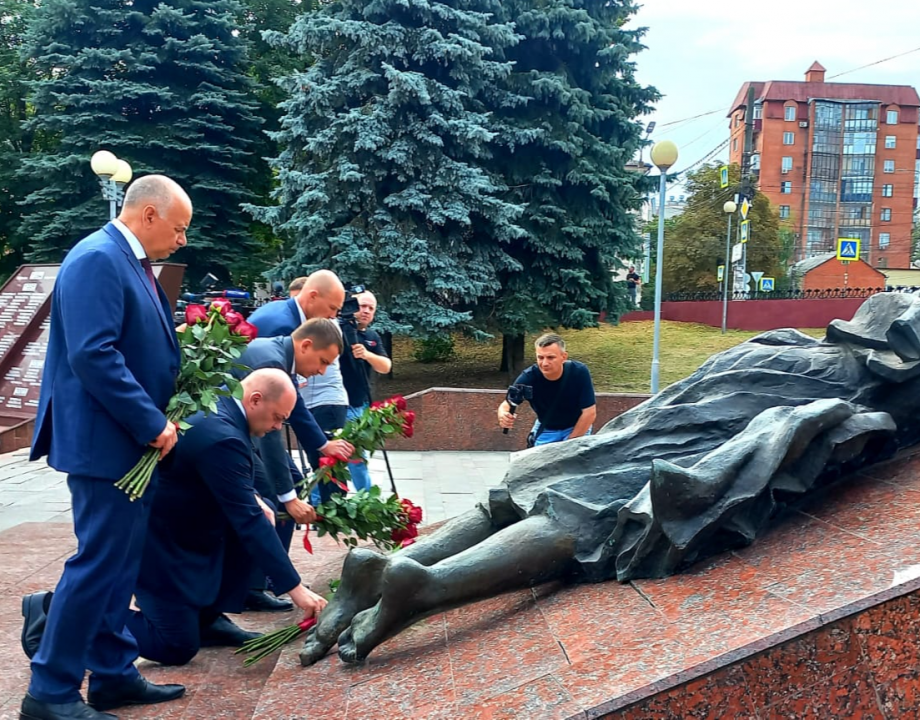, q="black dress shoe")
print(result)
[244,589,293,612]
[87,675,185,712]
[200,614,262,648]
[20,693,115,720]
[21,591,53,660]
